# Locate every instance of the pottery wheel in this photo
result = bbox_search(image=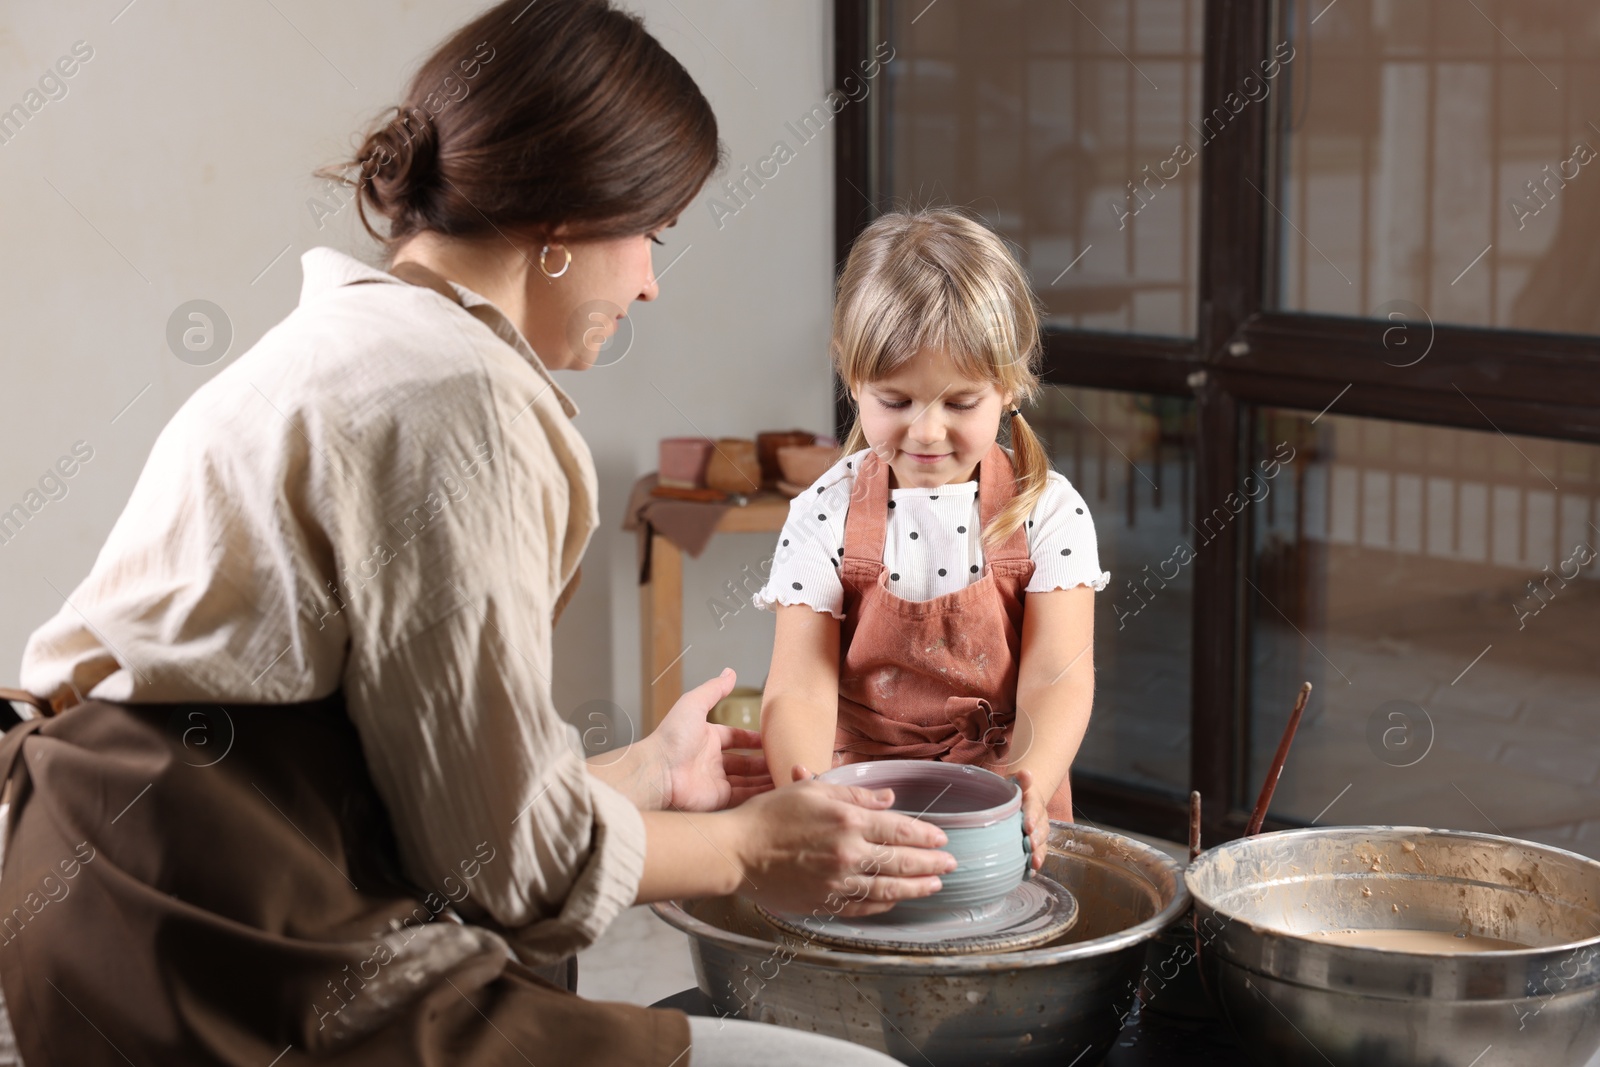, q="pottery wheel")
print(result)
[758,874,1079,955]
